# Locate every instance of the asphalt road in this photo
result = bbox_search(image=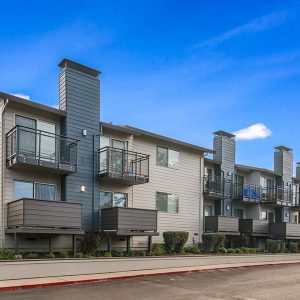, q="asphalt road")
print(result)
[2,264,300,300]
